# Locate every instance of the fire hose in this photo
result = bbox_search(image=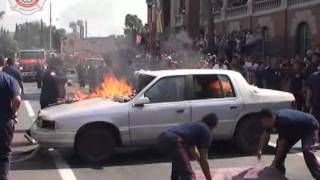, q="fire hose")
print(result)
[11,147,41,164]
[10,132,40,163]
